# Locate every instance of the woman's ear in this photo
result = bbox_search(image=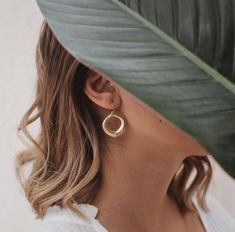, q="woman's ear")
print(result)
[83,69,121,110]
